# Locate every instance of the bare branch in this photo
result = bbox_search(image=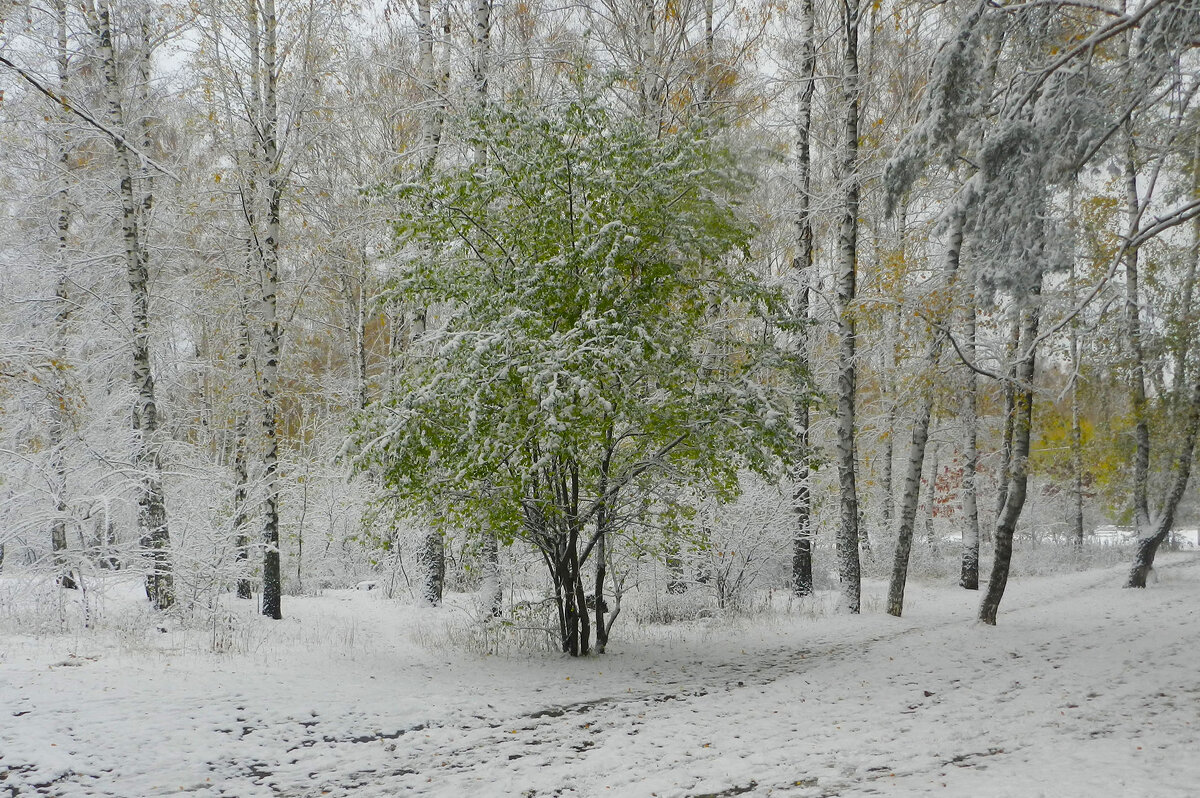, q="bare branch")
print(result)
[0,54,181,182]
